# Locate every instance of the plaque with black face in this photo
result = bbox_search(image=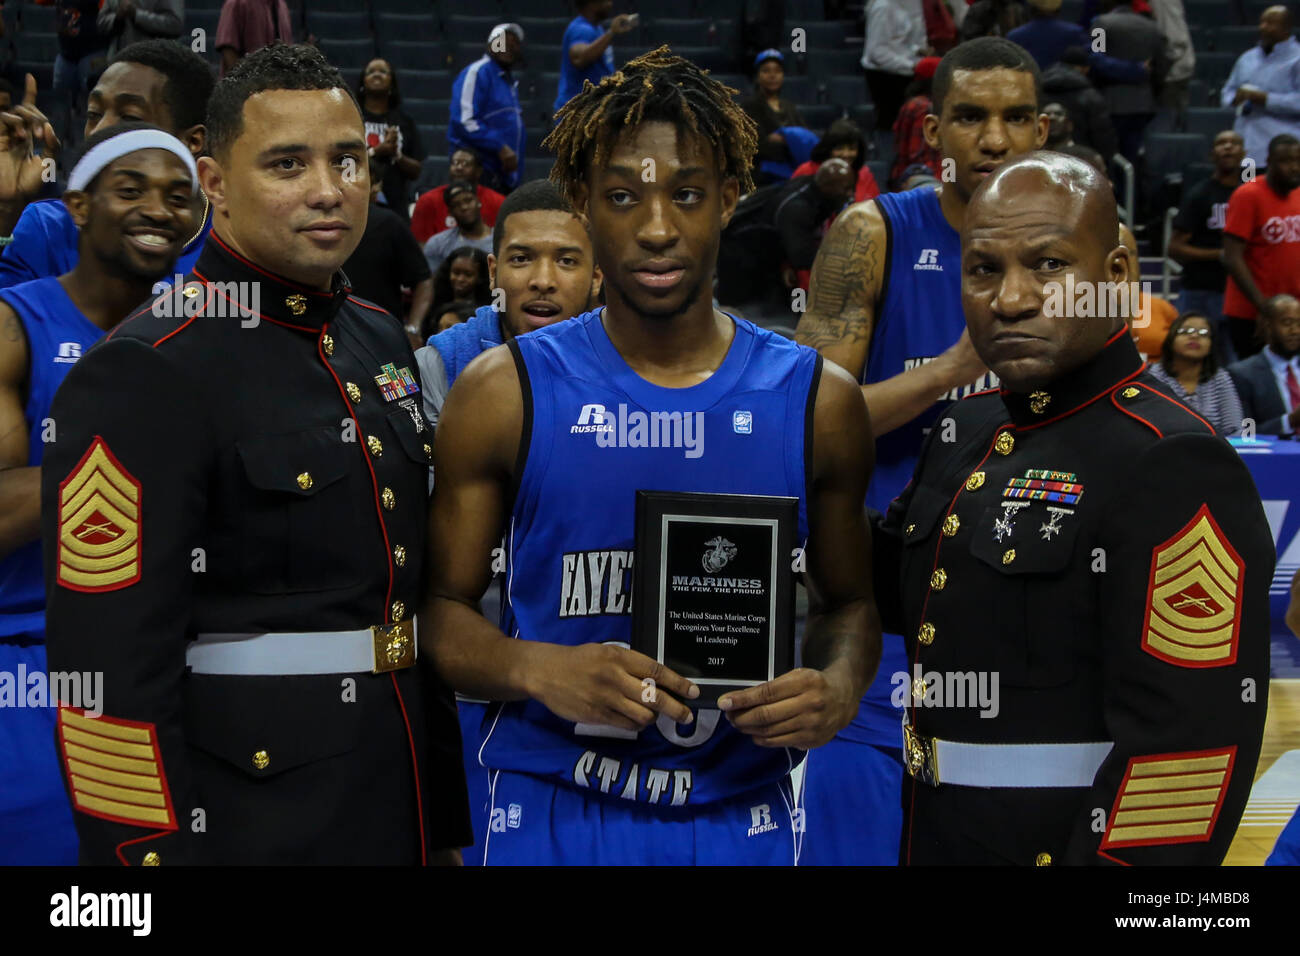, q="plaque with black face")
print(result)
[632,490,797,707]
